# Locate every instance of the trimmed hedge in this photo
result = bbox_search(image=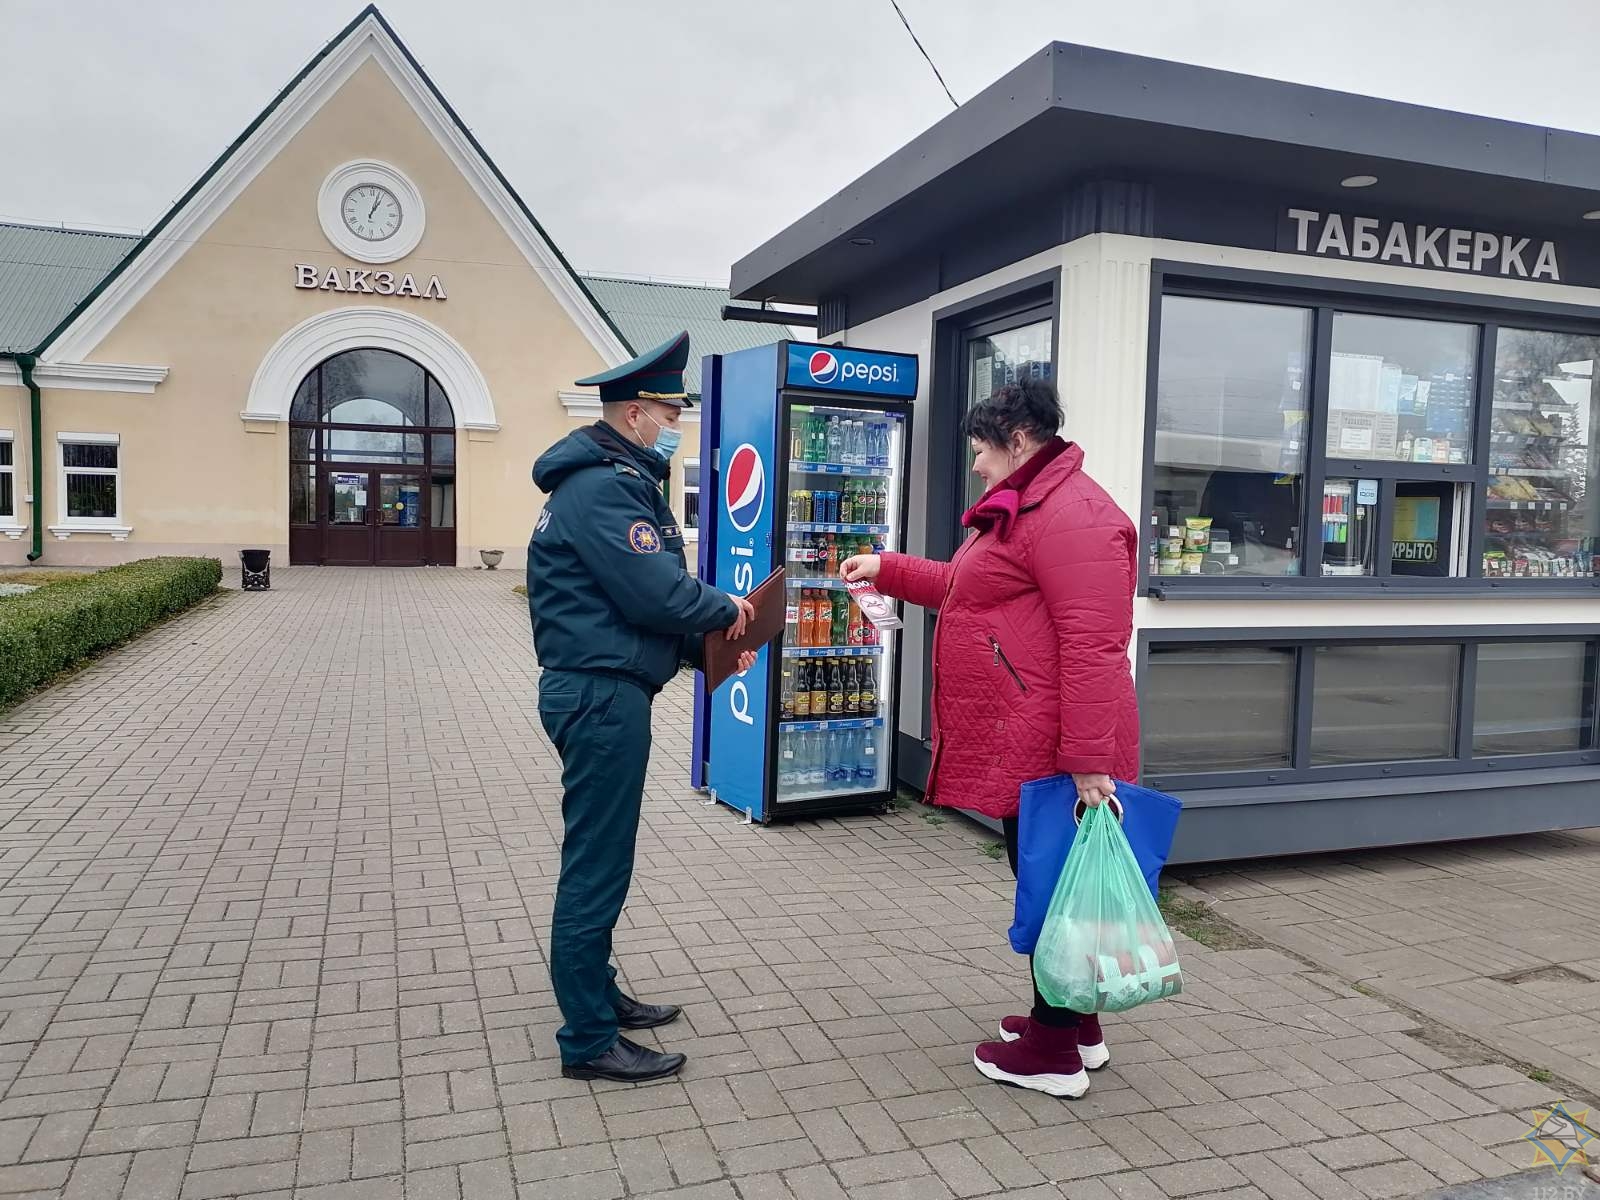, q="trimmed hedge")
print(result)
[0,557,221,707]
